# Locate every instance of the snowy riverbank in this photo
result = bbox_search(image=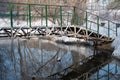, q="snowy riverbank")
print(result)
[112,35,120,58]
